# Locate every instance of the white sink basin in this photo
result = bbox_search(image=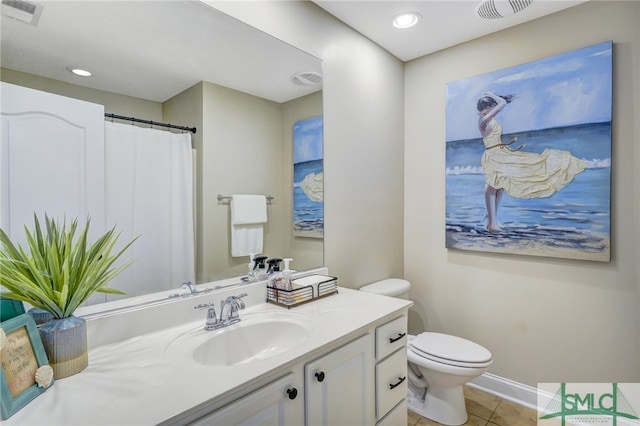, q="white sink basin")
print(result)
[165,310,314,367]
